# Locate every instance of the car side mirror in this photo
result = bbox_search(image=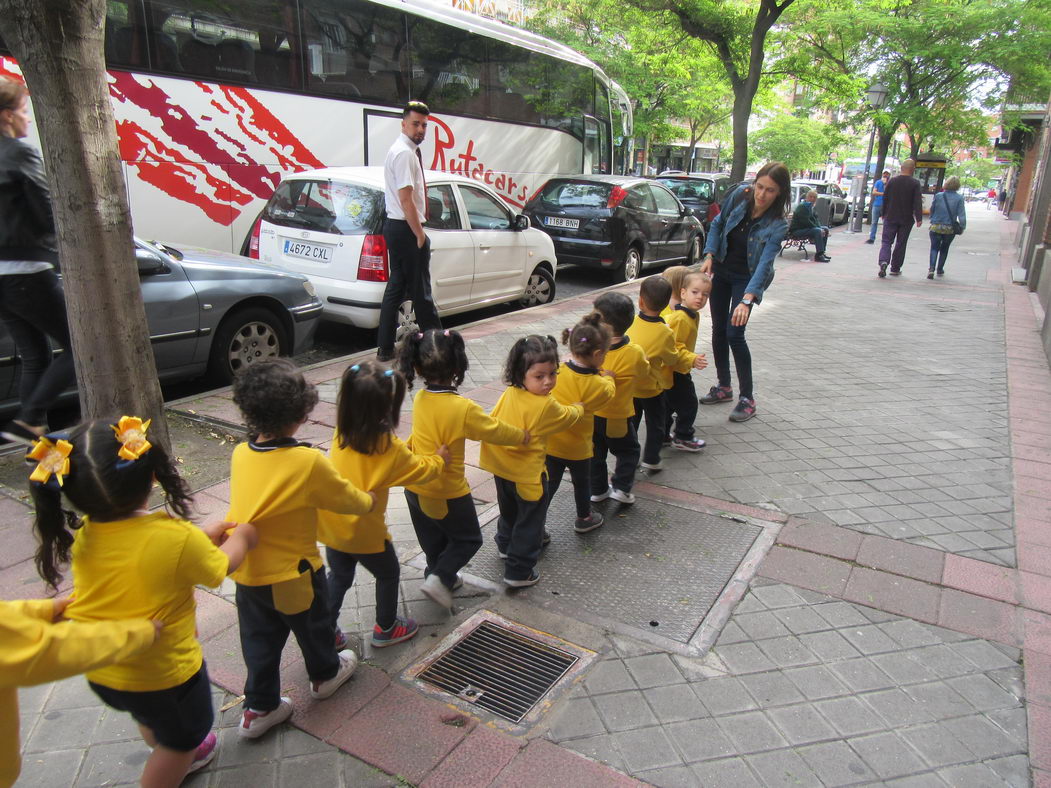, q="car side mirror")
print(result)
[681,206,695,217]
[514,214,530,231]
[135,247,169,276]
